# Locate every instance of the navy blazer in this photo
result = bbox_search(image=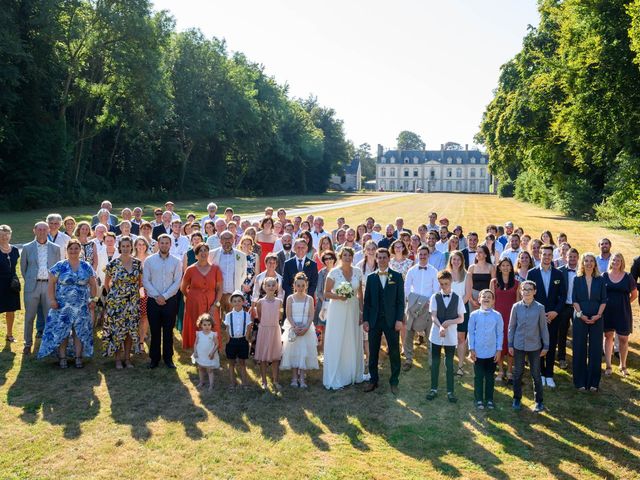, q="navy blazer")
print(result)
[461,248,476,269]
[363,269,405,330]
[526,266,566,314]
[282,256,318,300]
[572,275,607,317]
